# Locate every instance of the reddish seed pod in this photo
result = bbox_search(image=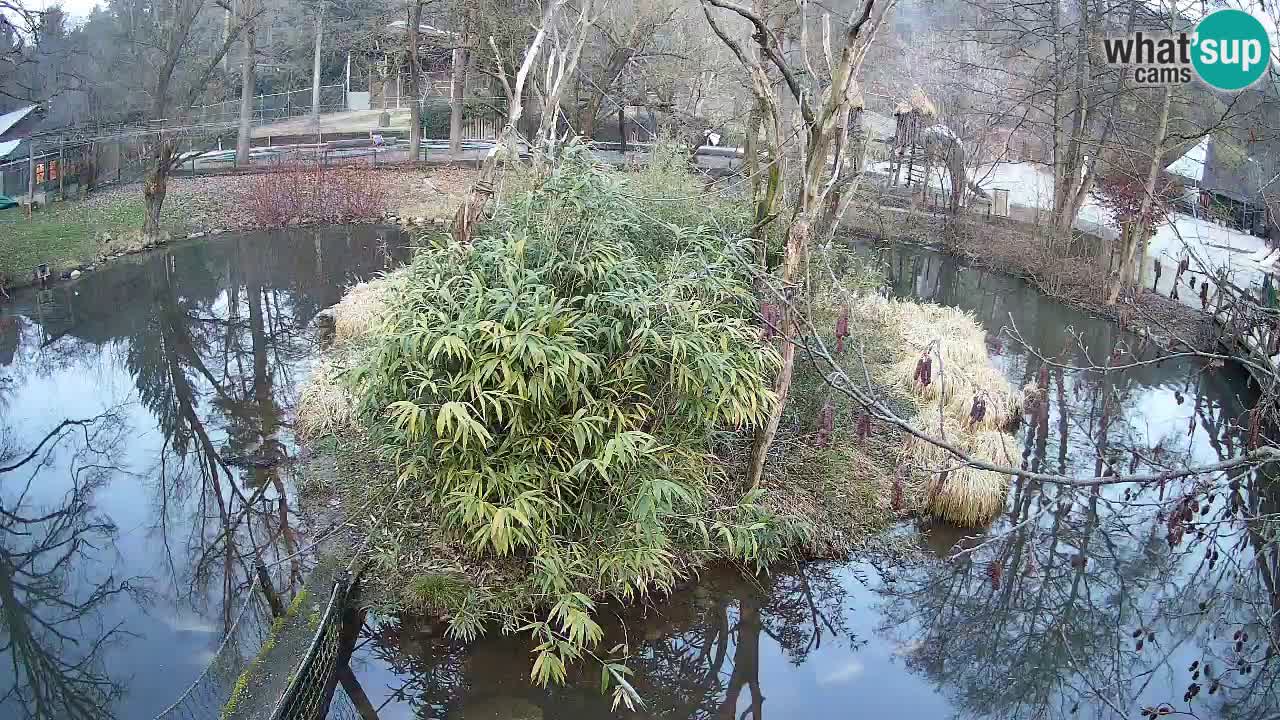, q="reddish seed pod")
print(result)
[914,353,933,387]
[969,394,987,426]
[856,413,871,440]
